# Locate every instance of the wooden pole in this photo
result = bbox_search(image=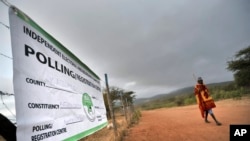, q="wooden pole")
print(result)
[120,92,128,126]
[125,98,131,123]
[104,74,117,138]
